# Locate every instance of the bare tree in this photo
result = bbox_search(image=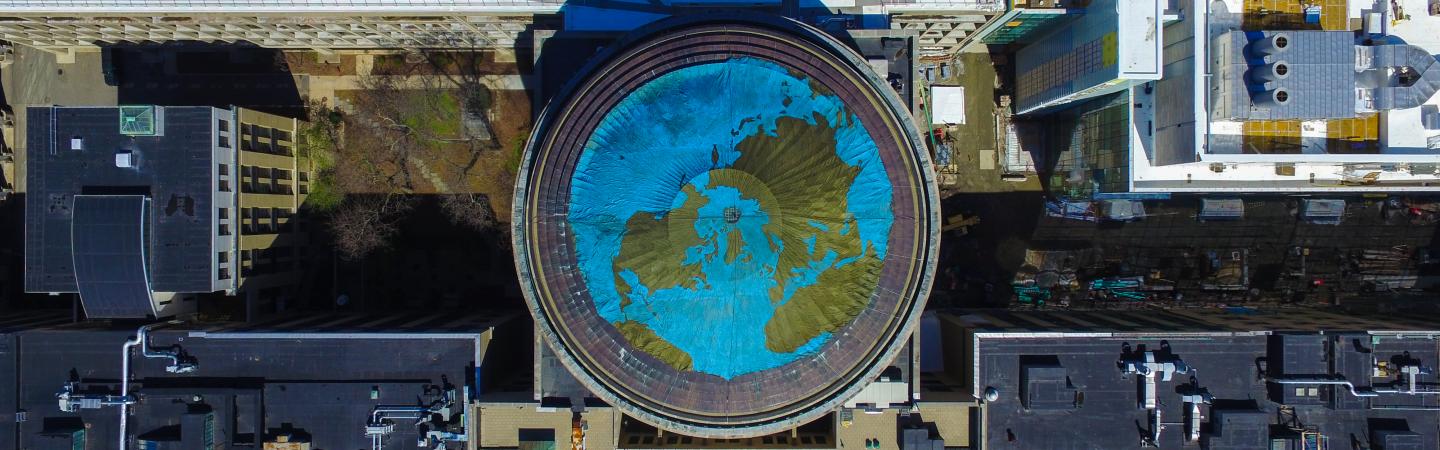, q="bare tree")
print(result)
[328,194,414,261]
[319,46,511,258]
[440,192,497,231]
